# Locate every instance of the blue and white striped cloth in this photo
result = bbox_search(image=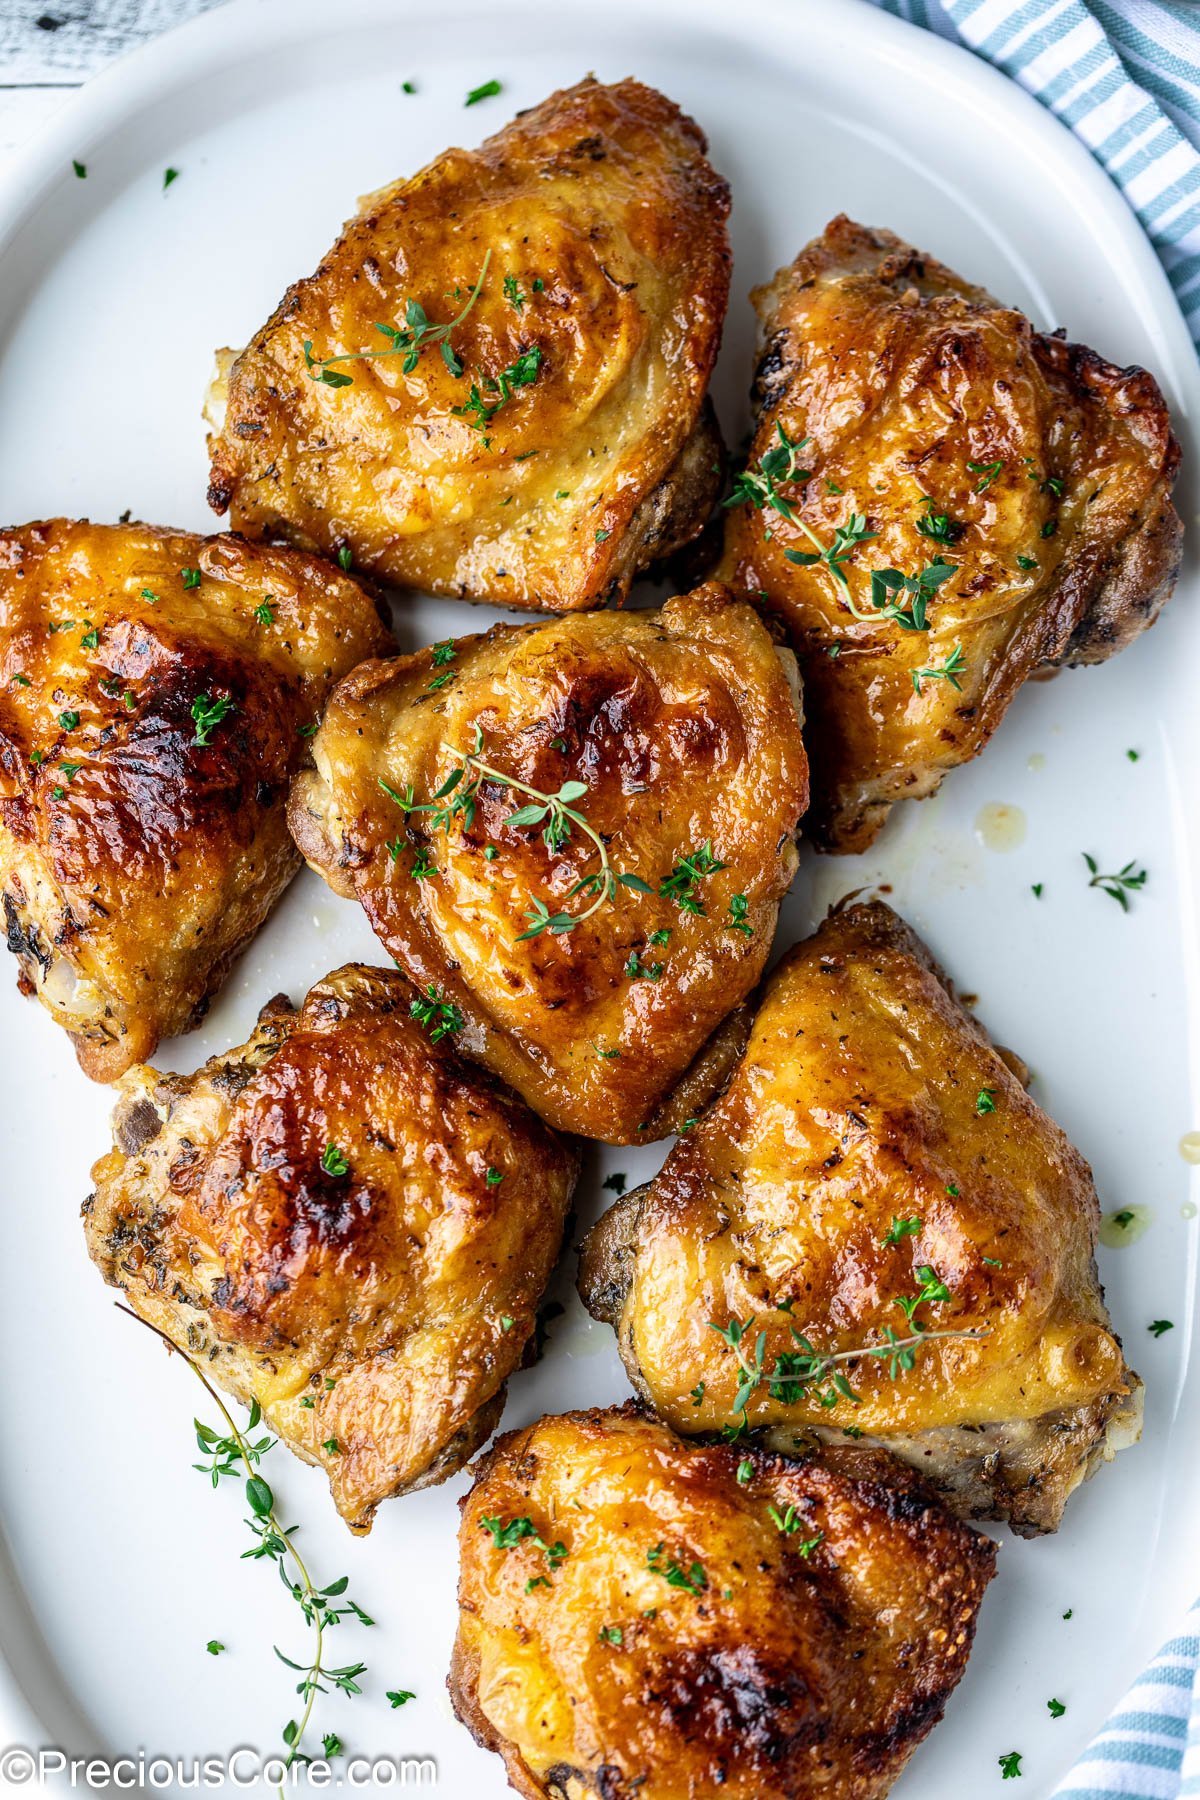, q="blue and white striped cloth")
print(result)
[865,7,1200,1794]
[872,0,1200,348]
